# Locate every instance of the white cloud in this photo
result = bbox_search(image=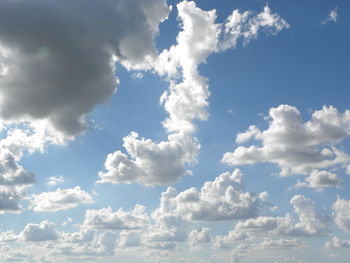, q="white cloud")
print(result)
[332,196,350,233]
[0,0,170,136]
[219,5,289,51]
[29,186,93,212]
[20,220,58,242]
[188,228,211,250]
[52,231,117,257]
[223,105,350,177]
[83,204,149,230]
[98,132,199,185]
[0,230,18,242]
[46,176,65,187]
[325,236,350,249]
[322,7,338,25]
[99,1,288,186]
[0,190,22,214]
[154,169,269,222]
[295,170,340,189]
